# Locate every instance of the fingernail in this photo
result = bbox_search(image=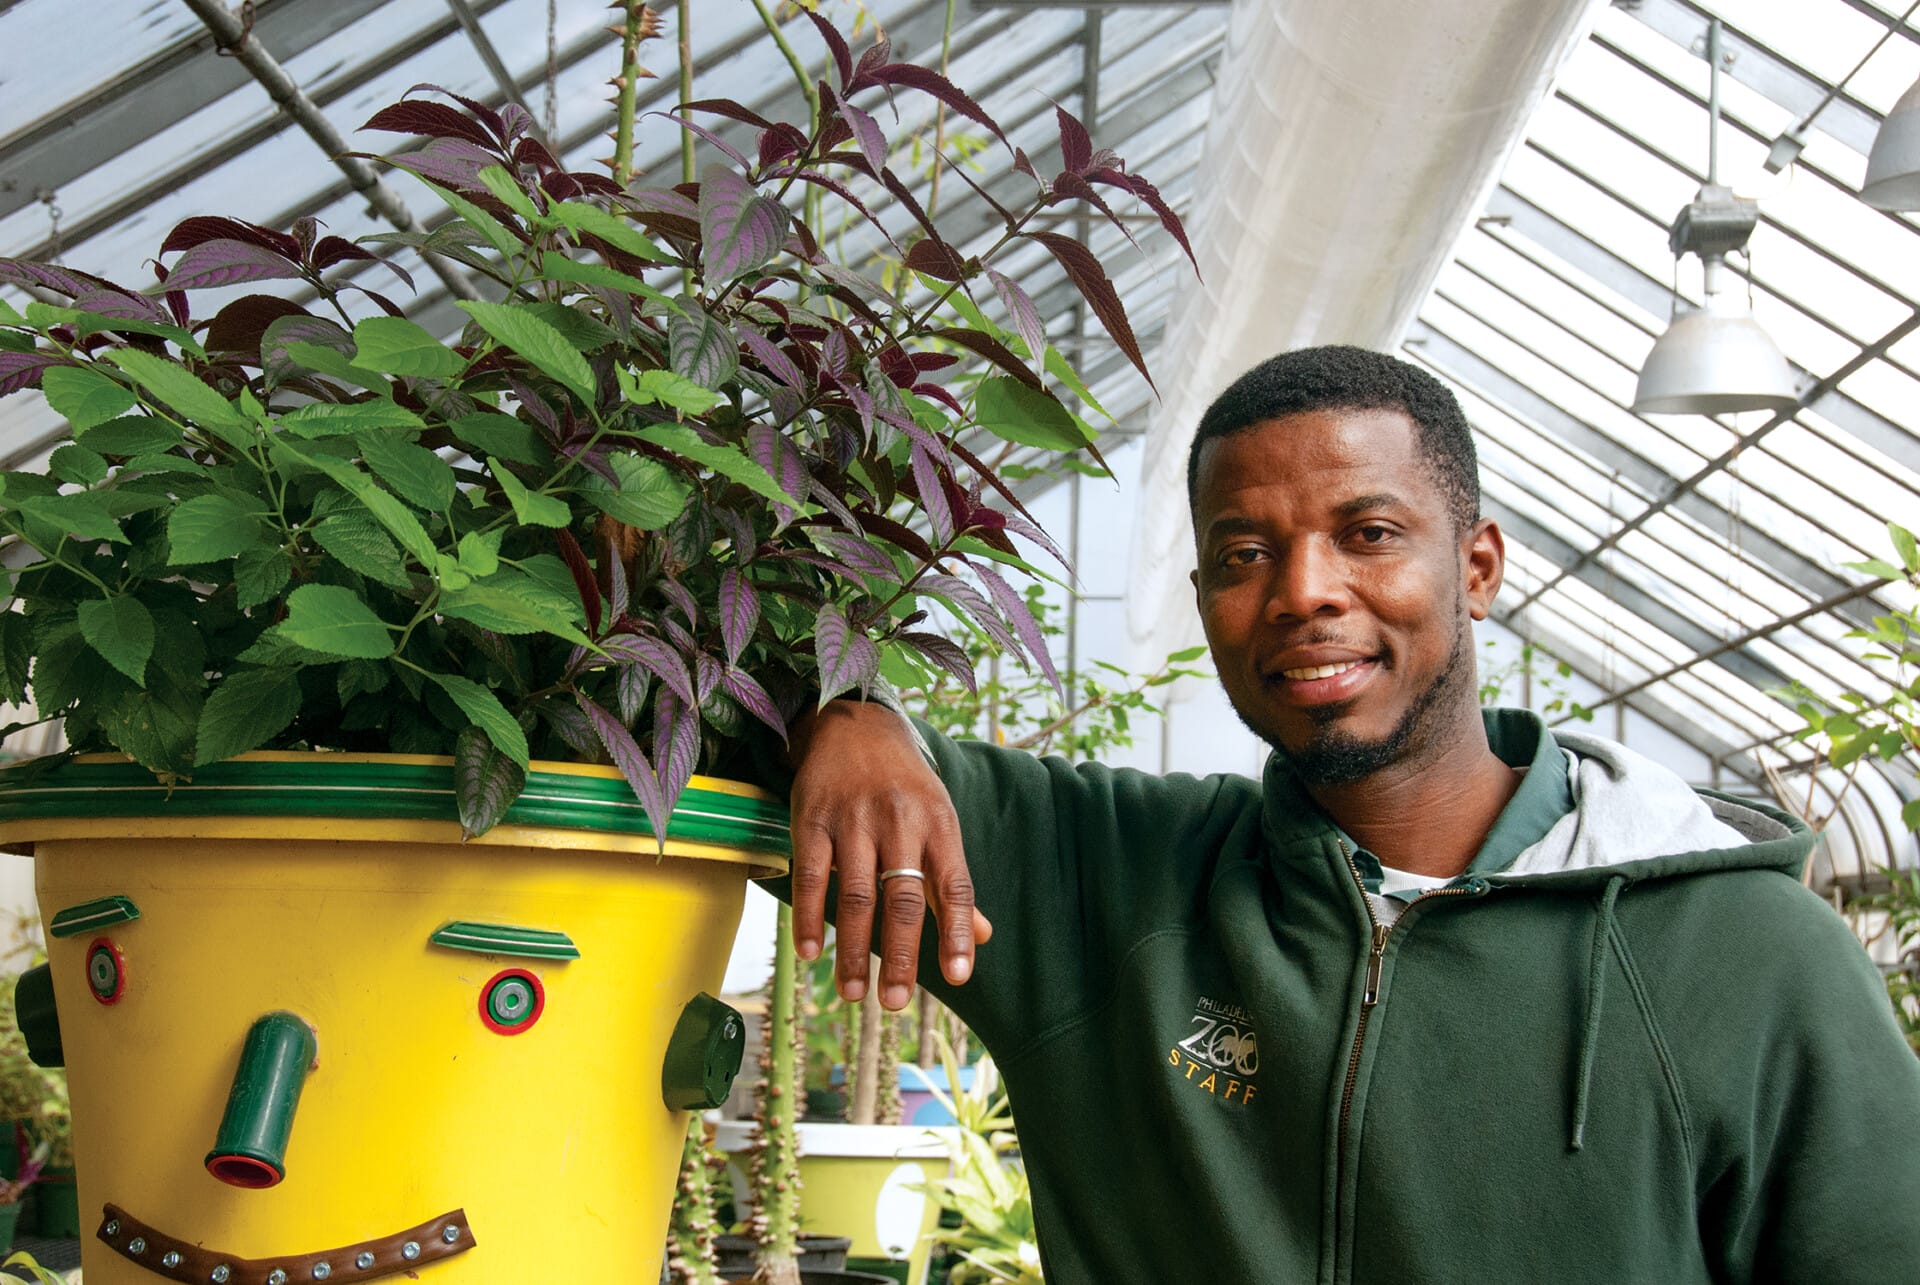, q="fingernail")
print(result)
[796,939,818,961]
[946,955,971,984]
[883,984,910,1010]
[843,979,866,1002]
